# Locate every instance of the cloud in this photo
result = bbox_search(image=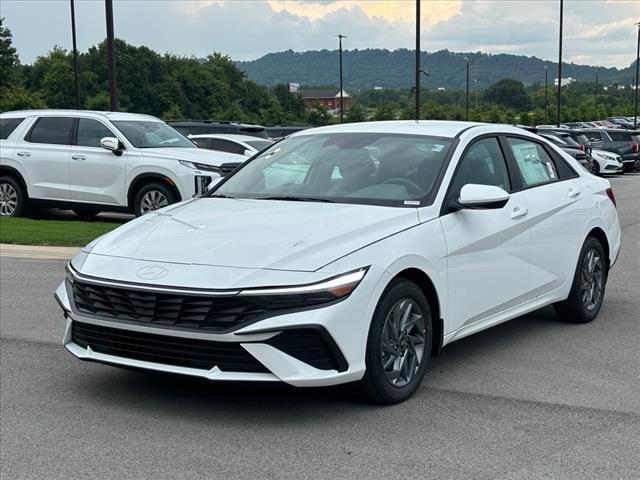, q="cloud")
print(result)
[1,0,638,68]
